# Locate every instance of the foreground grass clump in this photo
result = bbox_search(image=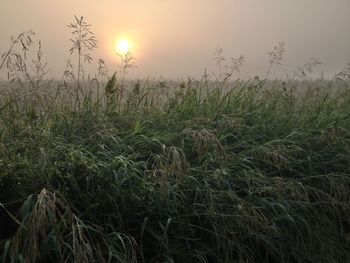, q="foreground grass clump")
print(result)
[0,79,349,262]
